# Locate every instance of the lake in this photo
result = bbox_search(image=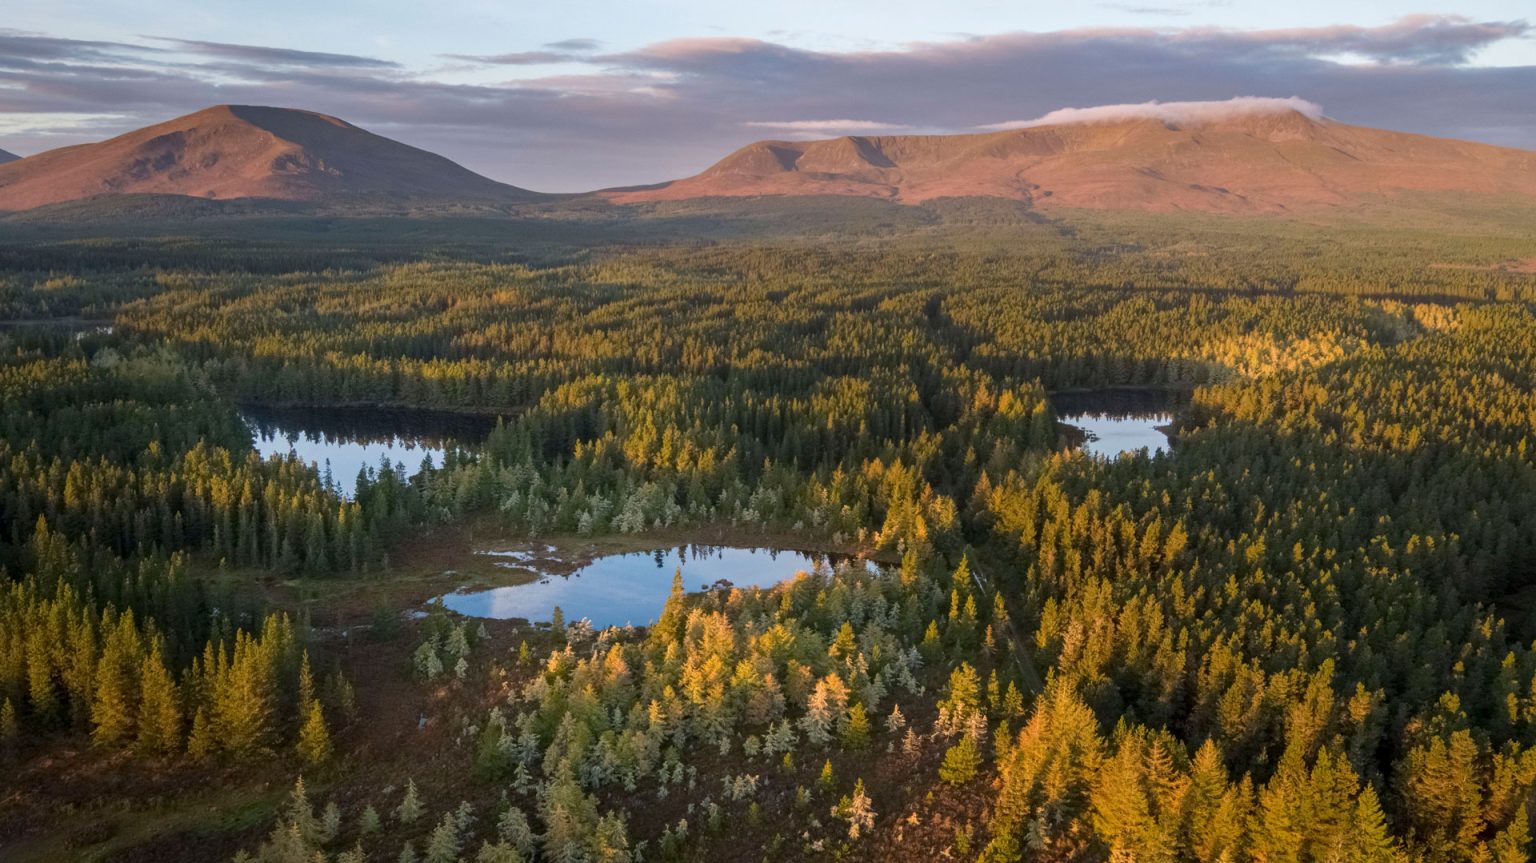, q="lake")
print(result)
[438,544,875,629]
[1054,389,1188,458]
[242,404,500,496]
